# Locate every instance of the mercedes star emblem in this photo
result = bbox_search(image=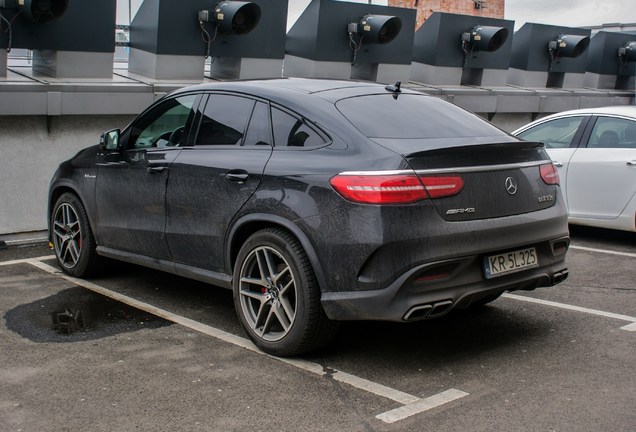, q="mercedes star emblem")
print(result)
[505,177,518,195]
